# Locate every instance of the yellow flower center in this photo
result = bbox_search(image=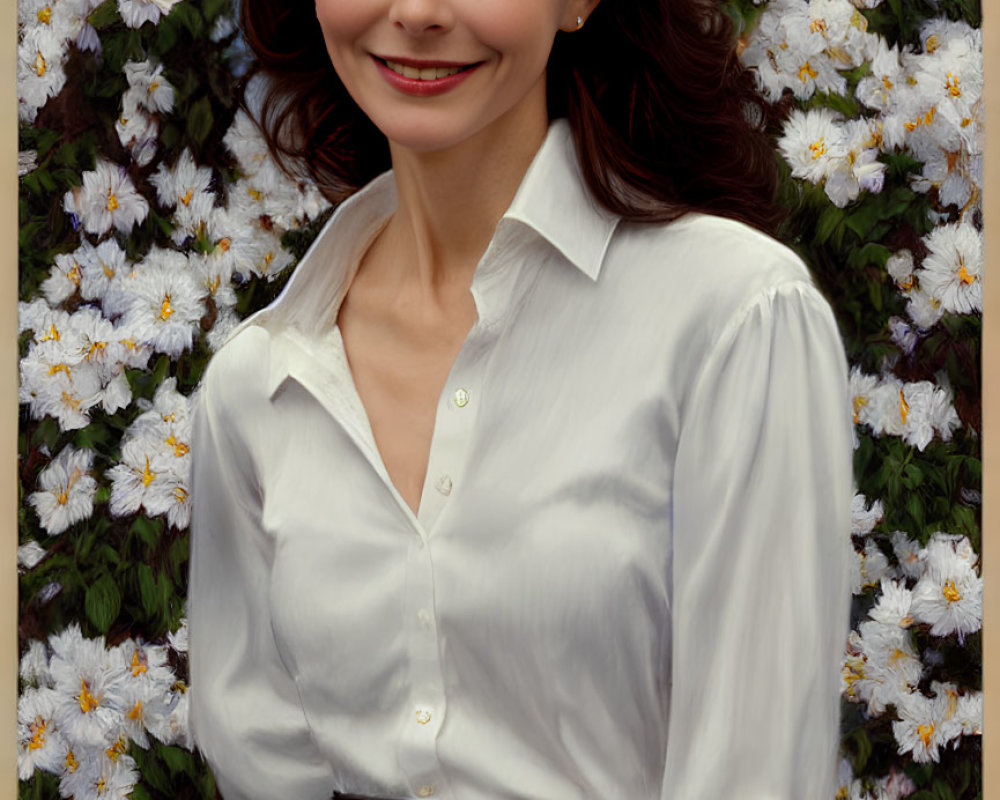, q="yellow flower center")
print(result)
[34,51,46,77]
[148,80,160,94]
[165,435,189,457]
[78,678,99,713]
[899,388,908,425]
[925,34,940,53]
[809,139,826,160]
[142,456,155,488]
[180,188,194,206]
[248,187,263,202]
[97,778,107,792]
[961,117,972,128]
[107,189,119,212]
[852,395,867,424]
[66,750,78,773]
[925,106,936,125]
[38,7,53,24]
[946,73,961,97]
[29,717,47,750]
[48,362,72,379]
[131,650,148,677]
[41,323,60,342]
[882,76,893,90]
[889,647,908,665]
[798,61,818,82]
[958,264,975,285]
[209,275,221,295]
[218,237,232,253]
[61,391,81,412]
[127,700,143,721]
[174,486,189,503]
[159,294,174,321]
[56,487,69,506]
[87,341,107,360]
[918,723,934,746]
[106,737,127,761]
[942,580,961,602]
[810,18,827,33]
